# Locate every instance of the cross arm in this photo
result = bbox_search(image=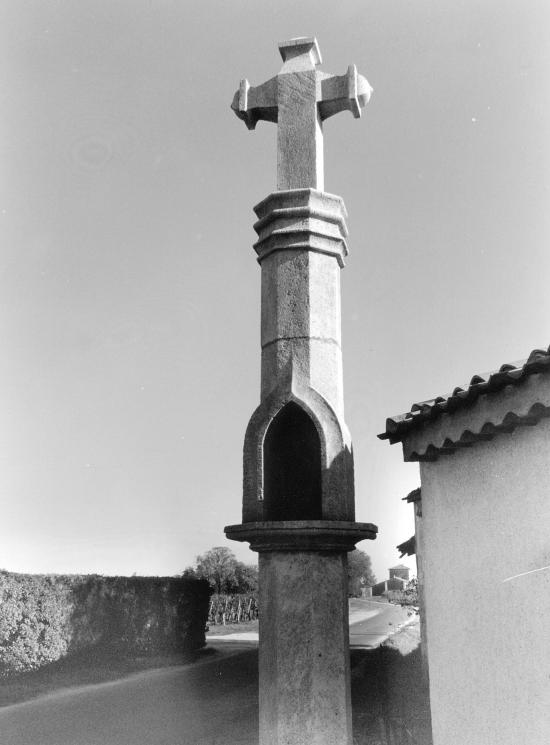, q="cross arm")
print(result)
[231,76,278,130]
[317,65,372,121]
